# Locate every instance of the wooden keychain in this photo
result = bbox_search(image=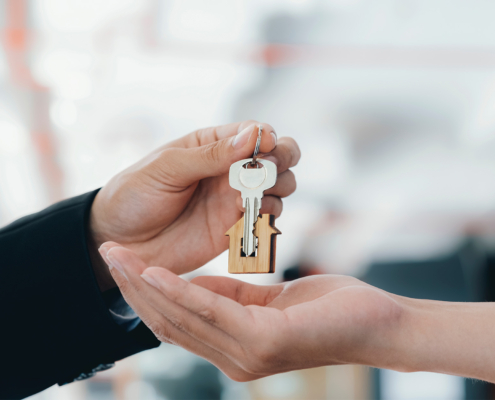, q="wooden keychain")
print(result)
[226,126,281,273]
